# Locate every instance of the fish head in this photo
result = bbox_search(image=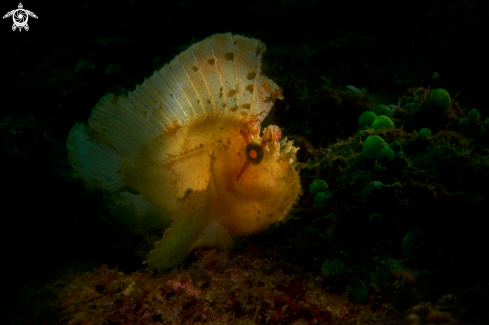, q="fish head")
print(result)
[210,124,301,235]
